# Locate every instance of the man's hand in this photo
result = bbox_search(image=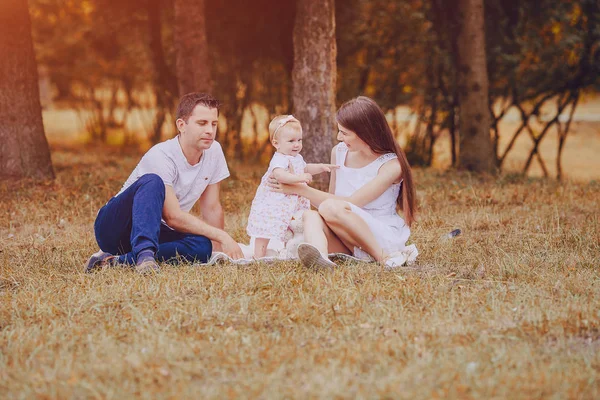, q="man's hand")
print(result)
[219,233,244,260]
[212,241,223,252]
